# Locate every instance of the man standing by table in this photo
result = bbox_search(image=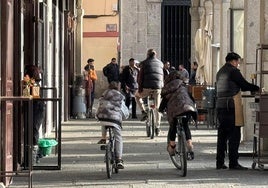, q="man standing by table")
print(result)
[216,52,259,170]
